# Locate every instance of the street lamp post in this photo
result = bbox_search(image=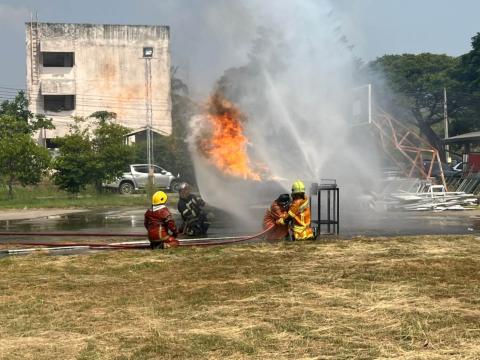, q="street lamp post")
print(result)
[143,47,154,190]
